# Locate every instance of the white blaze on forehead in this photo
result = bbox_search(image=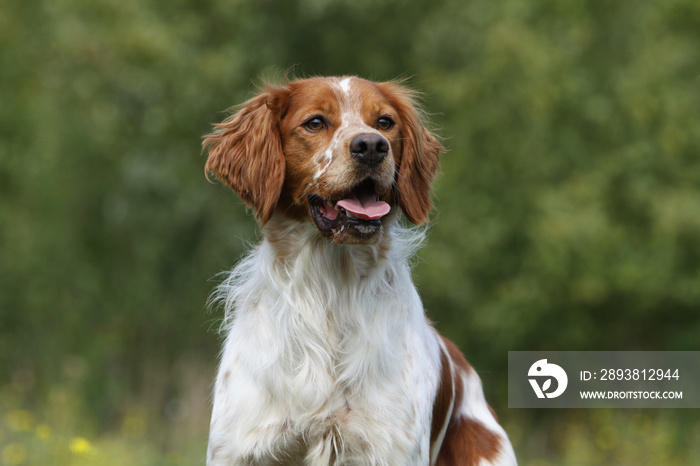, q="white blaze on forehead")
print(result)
[339,77,352,95]
[311,77,381,182]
